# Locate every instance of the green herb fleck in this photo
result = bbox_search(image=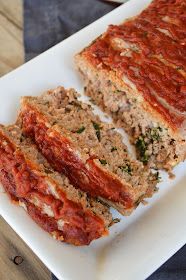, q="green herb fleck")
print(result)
[155,171,161,183]
[109,218,121,226]
[114,89,121,94]
[92,121,101,141]
[150,127,161,141]
[135,127,163,163]
[135,136,149,164]
[95,131,100,141]
[99,159,107,165]
[135,195,144,207]
[76,126,85,134]
[111,146,117,152]
[92,122,100,130]
[143,31,148,37]
[119,164,132,175]
[78,191,83,198]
